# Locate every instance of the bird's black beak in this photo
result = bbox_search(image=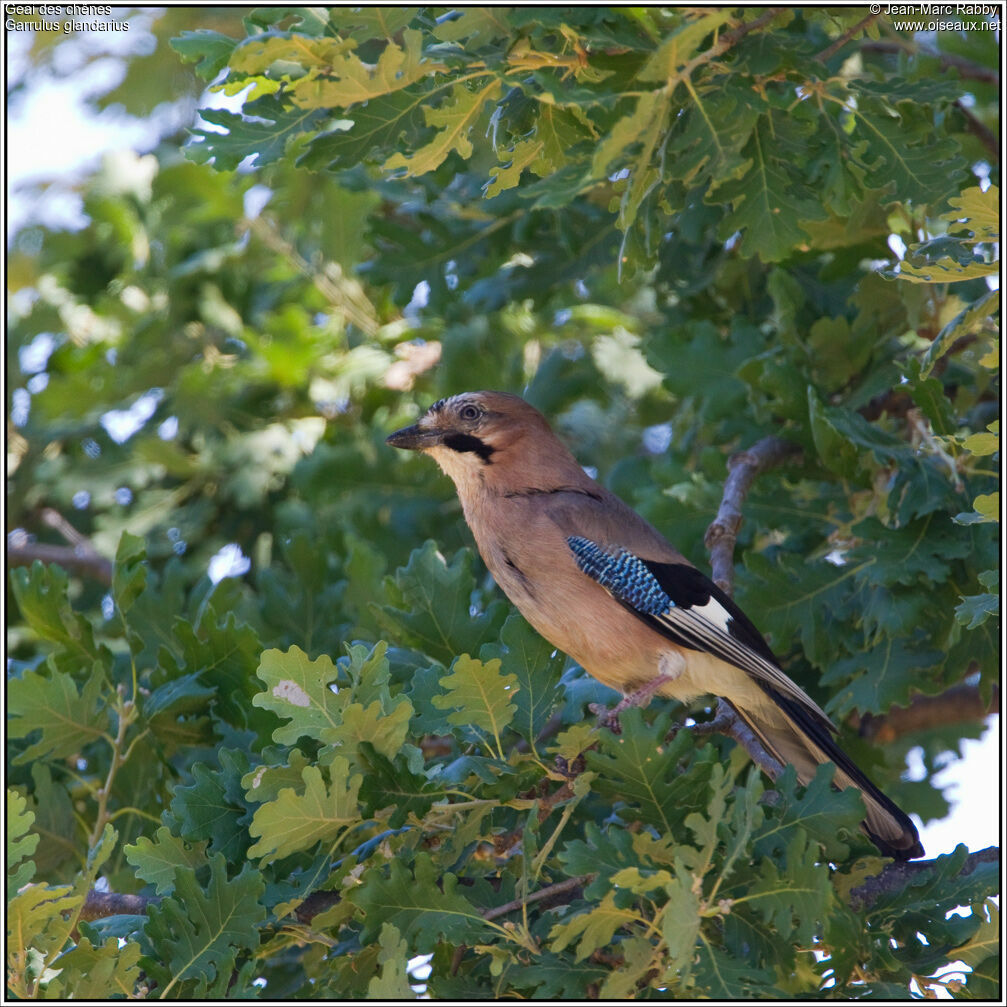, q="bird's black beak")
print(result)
[386,423,442,451]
